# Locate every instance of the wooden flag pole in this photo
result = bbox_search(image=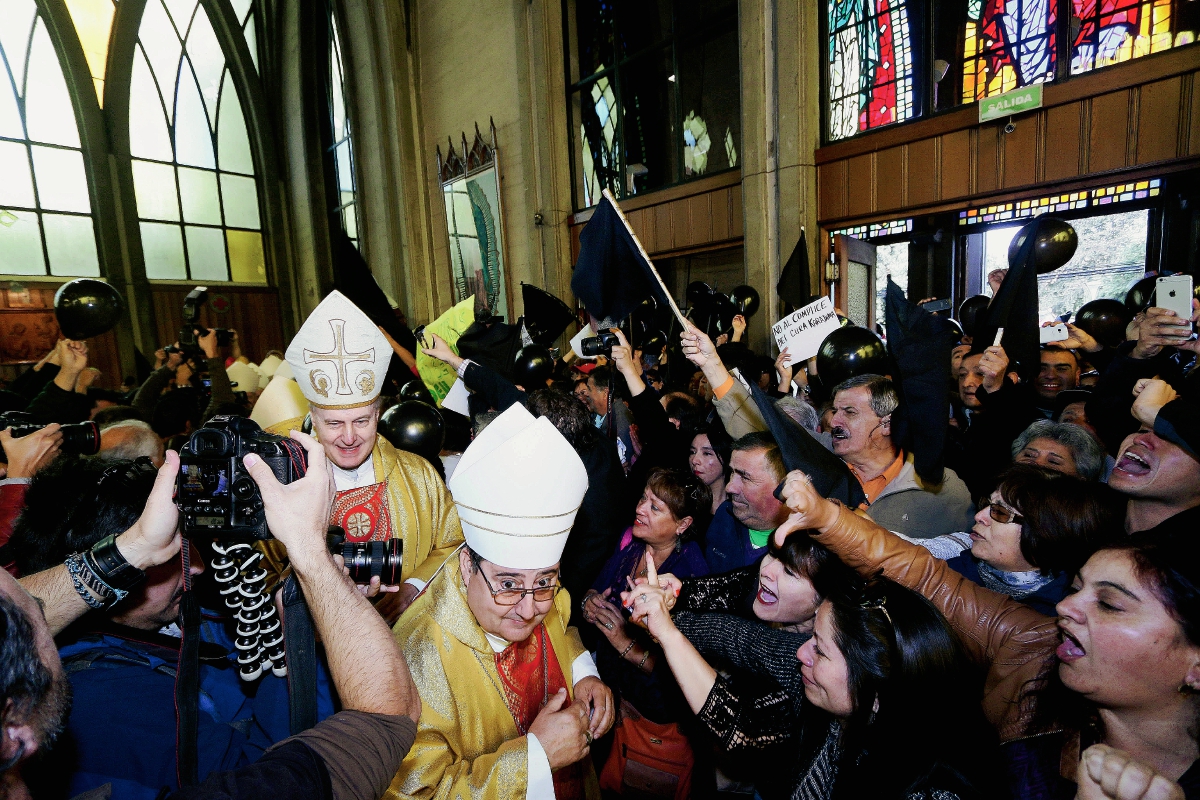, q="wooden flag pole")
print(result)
[601,188,689,327]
